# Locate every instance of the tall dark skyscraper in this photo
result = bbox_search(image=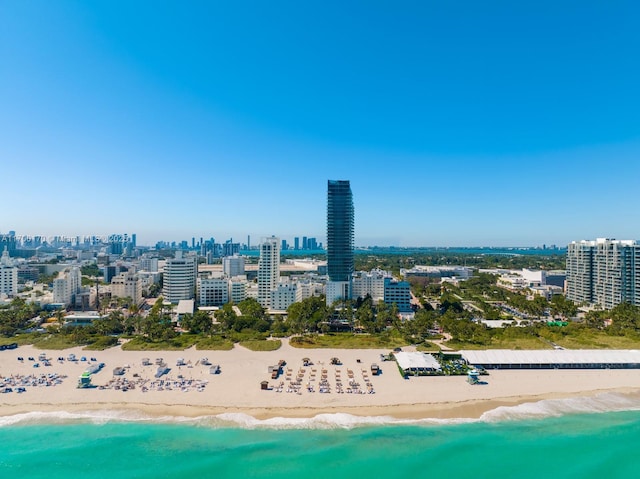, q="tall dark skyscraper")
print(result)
[326,180,354,304]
